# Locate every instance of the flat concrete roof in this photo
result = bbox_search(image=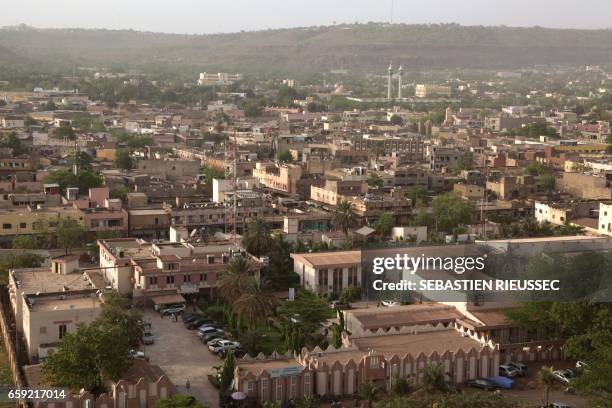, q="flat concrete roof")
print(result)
[13,268,94,294]
[353,329,483,357]
[347,304,463,331]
